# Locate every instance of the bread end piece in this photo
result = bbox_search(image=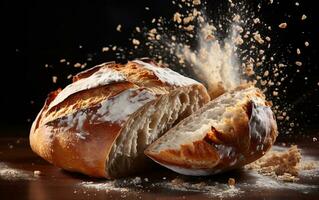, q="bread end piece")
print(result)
[145,86,278,176]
